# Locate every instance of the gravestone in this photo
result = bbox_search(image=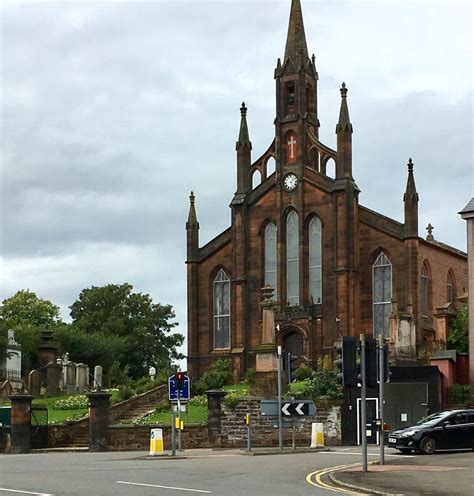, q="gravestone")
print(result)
[94,365,103,390]
[65,362,76,394]
[0,380,12,401]
[85,366,90,388]
[28,370,41,398]
[75,363,87,392]
[46,362,61,397]
[0,330,22,390]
